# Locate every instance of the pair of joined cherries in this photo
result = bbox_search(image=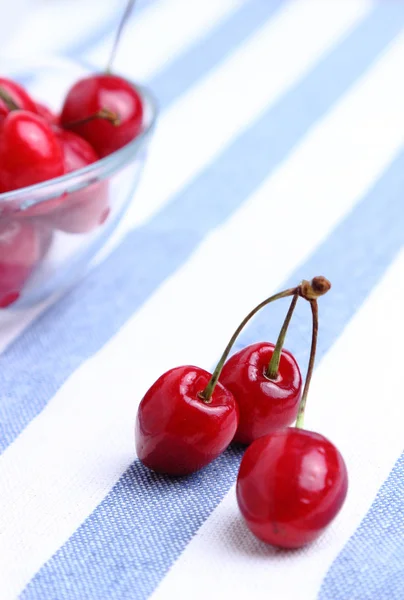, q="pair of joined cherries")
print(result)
[135,277,348,549]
